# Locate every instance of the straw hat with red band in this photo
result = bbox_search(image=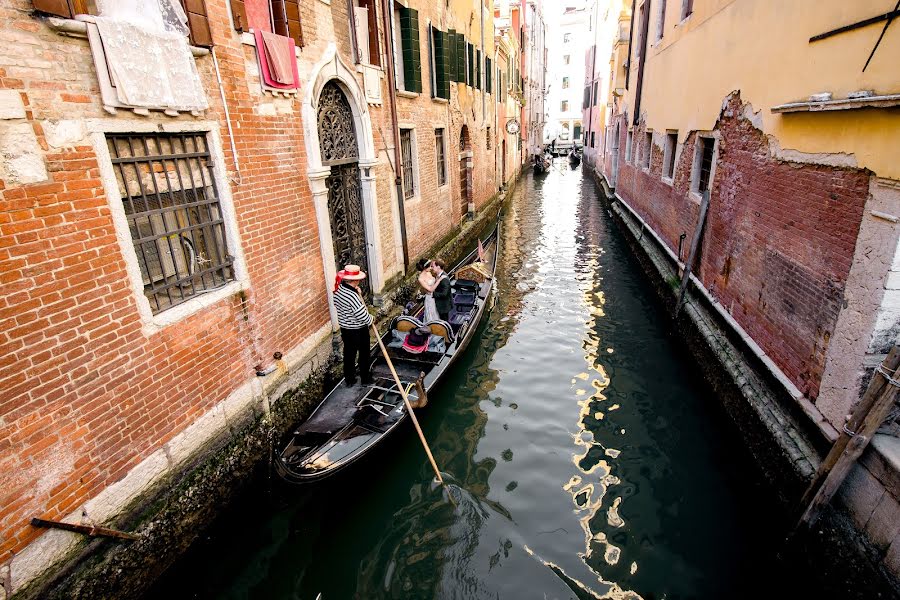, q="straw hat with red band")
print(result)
[334,264,367,291]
